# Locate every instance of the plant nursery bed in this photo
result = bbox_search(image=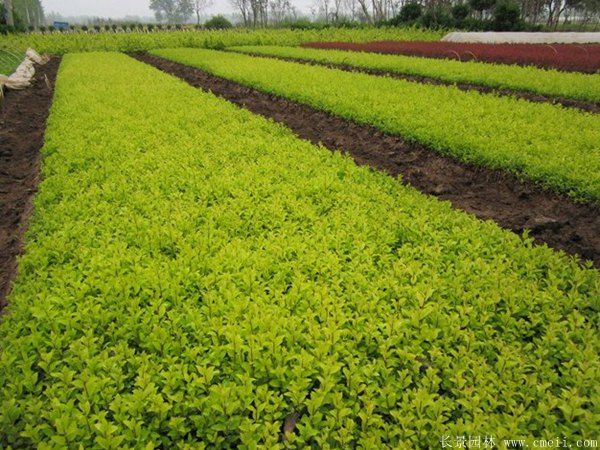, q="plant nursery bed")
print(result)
[302,41,600,73]
[233,50,600,113]
[135,53,600,266]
